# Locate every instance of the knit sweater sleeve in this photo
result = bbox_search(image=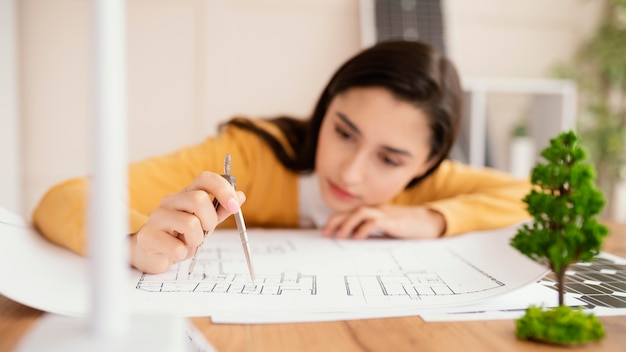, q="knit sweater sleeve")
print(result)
[32,122,299,256]
[392,160,532,236]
